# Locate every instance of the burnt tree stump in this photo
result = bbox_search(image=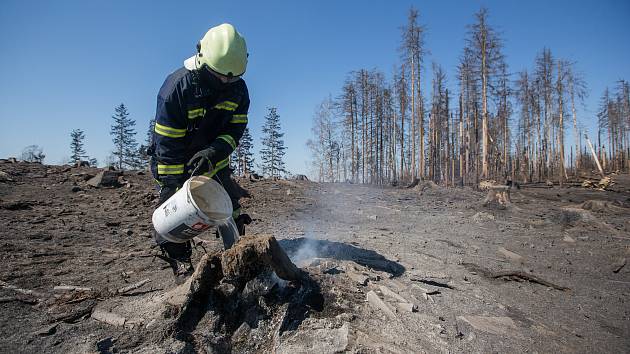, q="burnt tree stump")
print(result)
[483,186,511,208]
[169,235,304,332]
[221,235,305,282]
[170,235,303,312]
